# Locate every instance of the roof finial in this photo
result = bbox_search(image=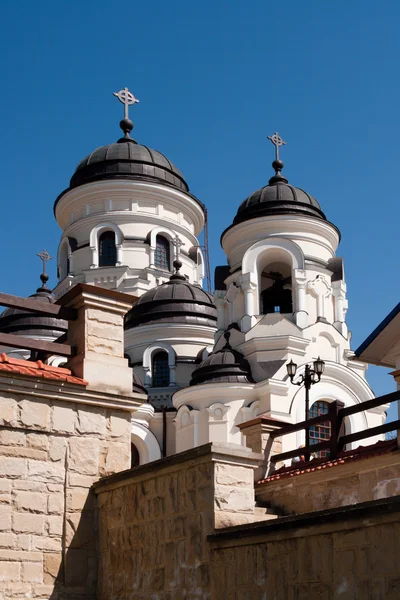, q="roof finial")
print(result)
[267,131,288,184]
[36,249,52,291]
[170,258,186,281]
[113,87,140,140]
